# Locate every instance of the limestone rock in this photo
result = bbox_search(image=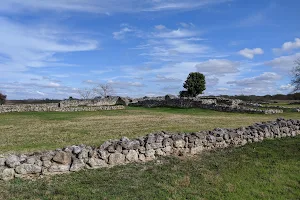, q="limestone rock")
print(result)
[78,149,89,160]
[108,152,125,165]
[191,146,203,155]
[145,149,155,160]
[87,158,108,168]
[0,168,15,181]
[126,150,139,162]
[121,140,140,150]
[70,159,86,172]
[52,151,71,165]
[43,160,52,168]
[162,138,173,147]
[41,152,54,161]
[174,140,185,148]
[15,164,42,175]
[6,155,20,168]
[26,157,37,165]
[0,158,5,166]
[98,150,109,160]
[48,163,70,173]
[72,146,82,154]
[207,135,216,143]
[107,145,116,153]
[155,149,165,156]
